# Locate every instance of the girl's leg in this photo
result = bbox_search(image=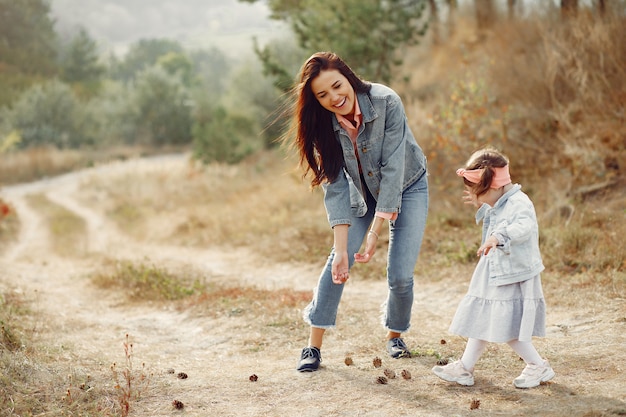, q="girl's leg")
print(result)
[507,339,544,365]
[509,339,555,388]
[460,338,488,371]
[384,174,428,334]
